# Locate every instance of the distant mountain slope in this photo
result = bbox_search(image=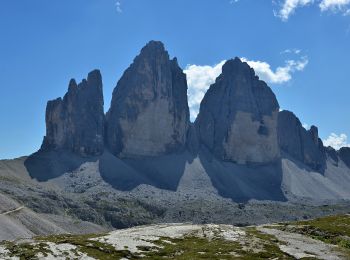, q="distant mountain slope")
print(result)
[0,191,106,242]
